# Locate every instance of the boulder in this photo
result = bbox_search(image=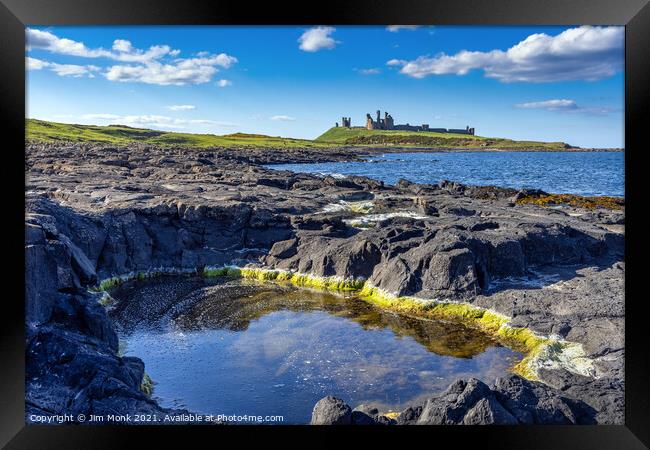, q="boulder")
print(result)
[492,375,586,424]
[351,405,379,425]
[311,396,352,425]
[417,378,493,424]
[462,397,518,425]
